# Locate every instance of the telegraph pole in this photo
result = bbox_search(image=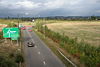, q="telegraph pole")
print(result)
[18,14,19,28]
[17,14,19,46]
